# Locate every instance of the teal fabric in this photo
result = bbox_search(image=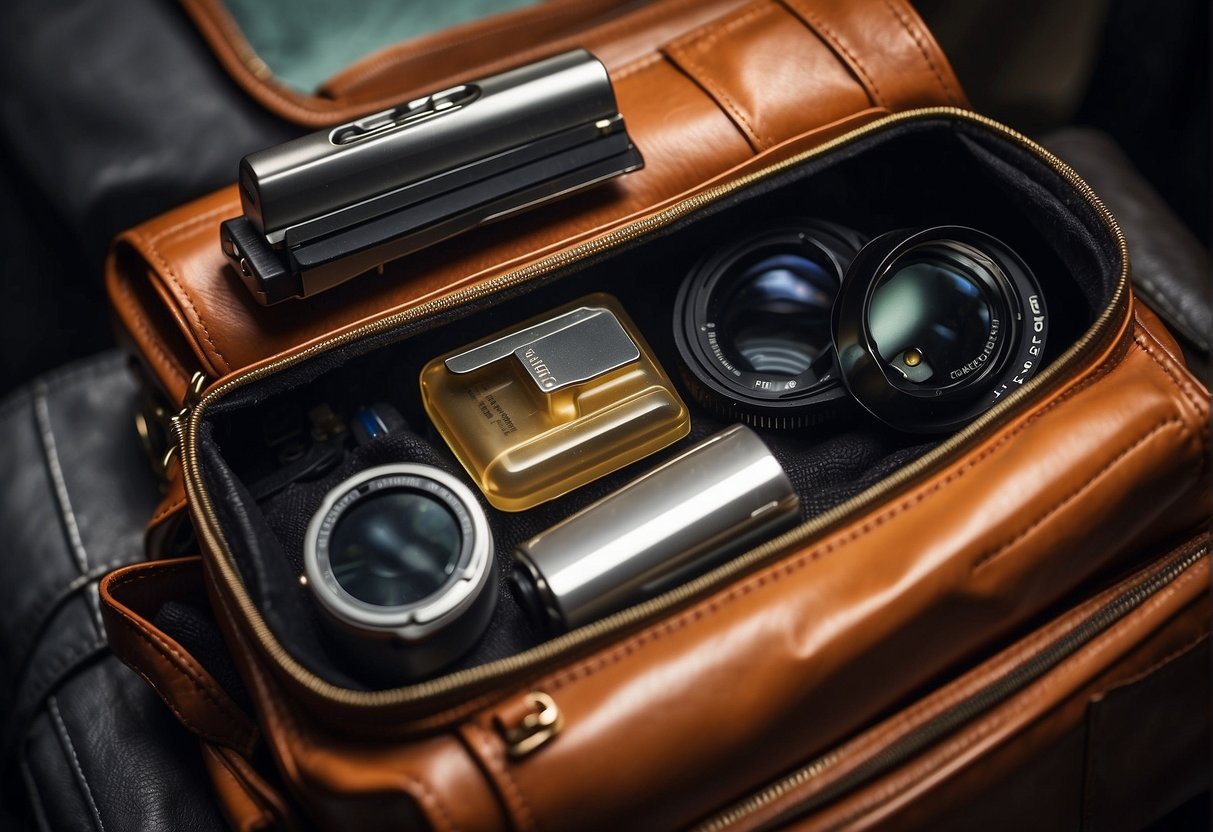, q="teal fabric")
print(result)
[222,0,539,92]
